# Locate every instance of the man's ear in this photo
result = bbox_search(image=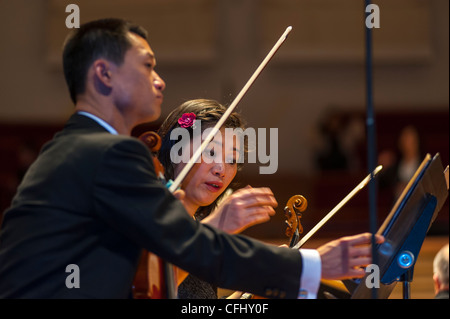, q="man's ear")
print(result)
[93,60,113,86]
[91,59,113,96]
[433,273,441,292]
